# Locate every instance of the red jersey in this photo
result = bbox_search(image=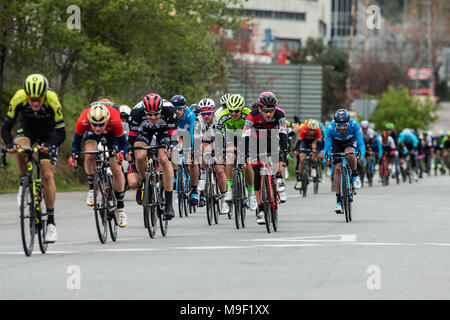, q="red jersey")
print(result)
[298,125,322,142]
[75,105,124,137]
